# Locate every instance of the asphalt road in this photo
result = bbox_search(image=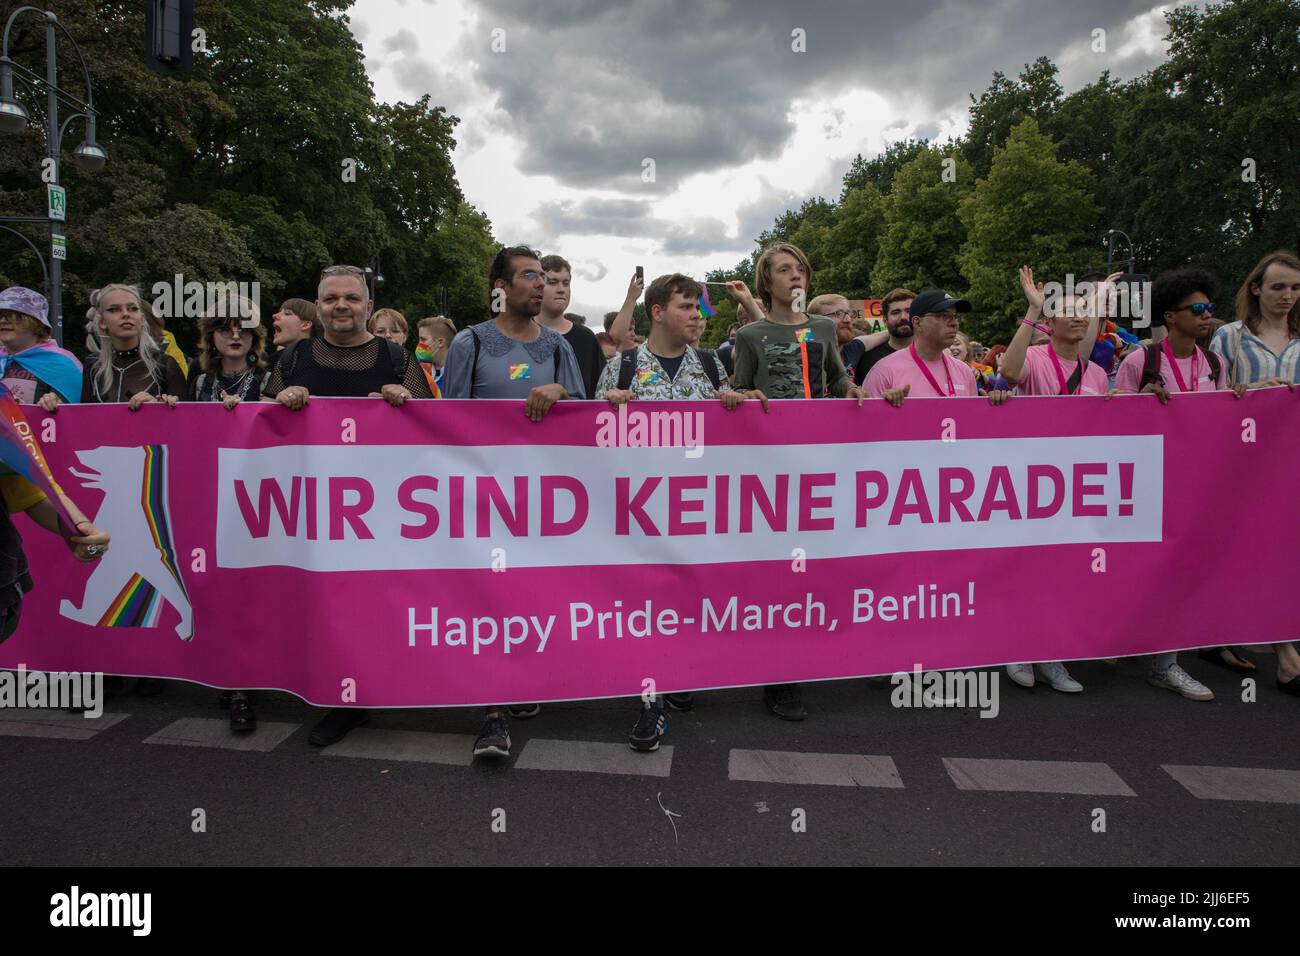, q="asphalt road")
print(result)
[1,651,1297,866]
